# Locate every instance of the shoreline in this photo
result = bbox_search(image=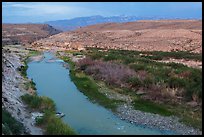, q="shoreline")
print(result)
[116,104,201,135]
[2,45,43,135]
[57,51,202,135]
[2,46,76,135]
